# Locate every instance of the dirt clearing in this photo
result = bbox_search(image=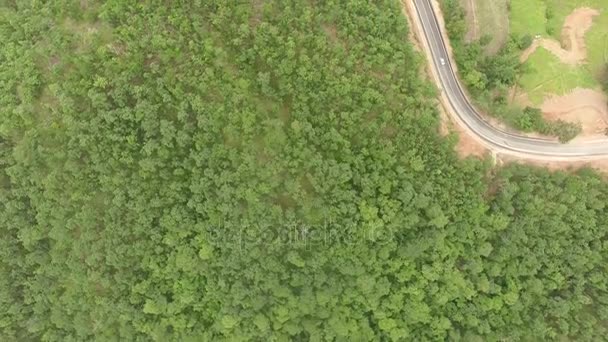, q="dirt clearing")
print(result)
[541,88,608,135]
